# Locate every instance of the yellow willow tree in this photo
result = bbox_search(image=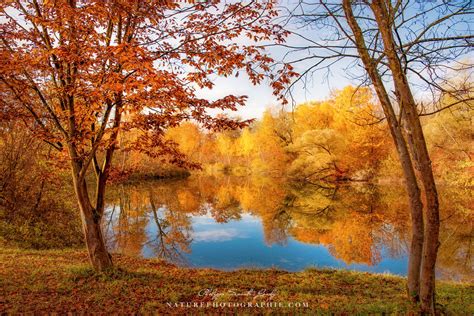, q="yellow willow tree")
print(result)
[283,0,473,313]
[0,0,295,271]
